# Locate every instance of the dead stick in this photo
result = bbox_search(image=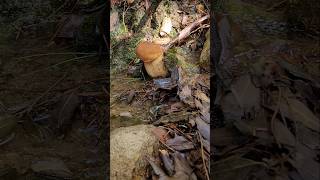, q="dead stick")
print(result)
[164,14,210,51]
